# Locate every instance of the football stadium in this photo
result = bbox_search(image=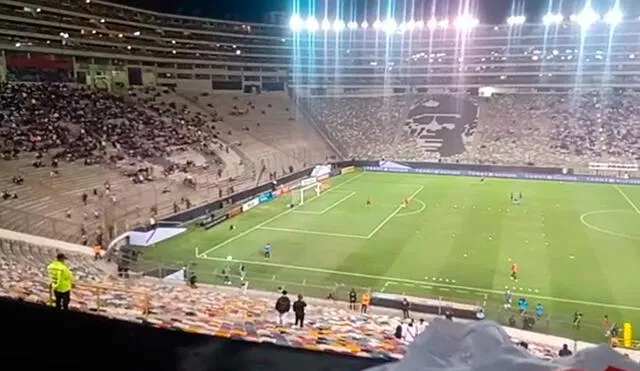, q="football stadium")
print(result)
[1,0,640,368]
